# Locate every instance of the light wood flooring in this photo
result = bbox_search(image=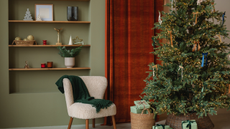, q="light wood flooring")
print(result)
[1,108,230,129]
